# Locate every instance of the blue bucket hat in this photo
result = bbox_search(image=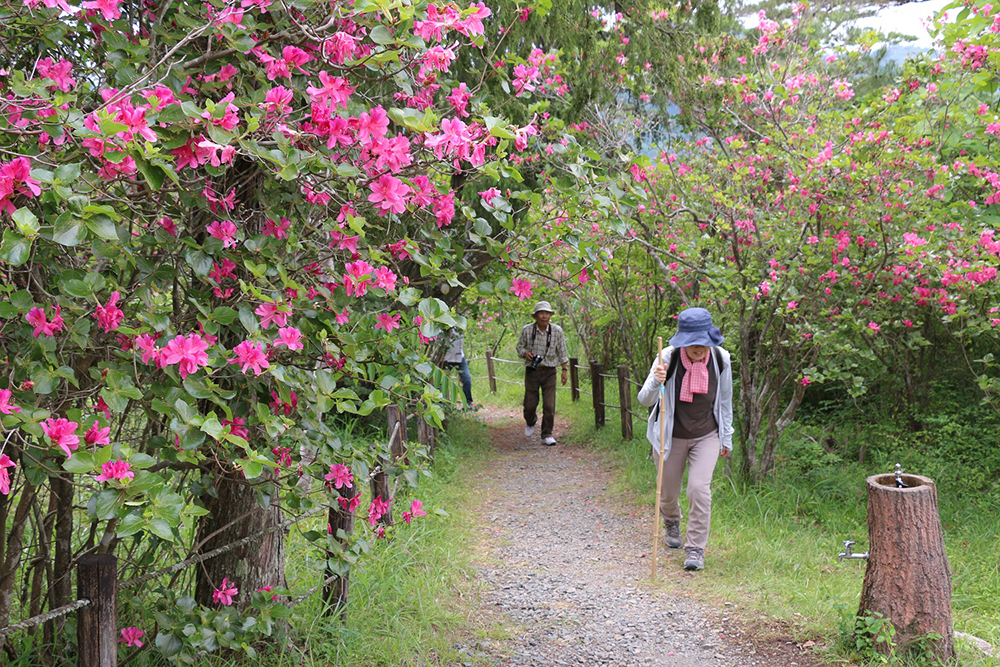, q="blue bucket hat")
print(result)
[669,308,724,348]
